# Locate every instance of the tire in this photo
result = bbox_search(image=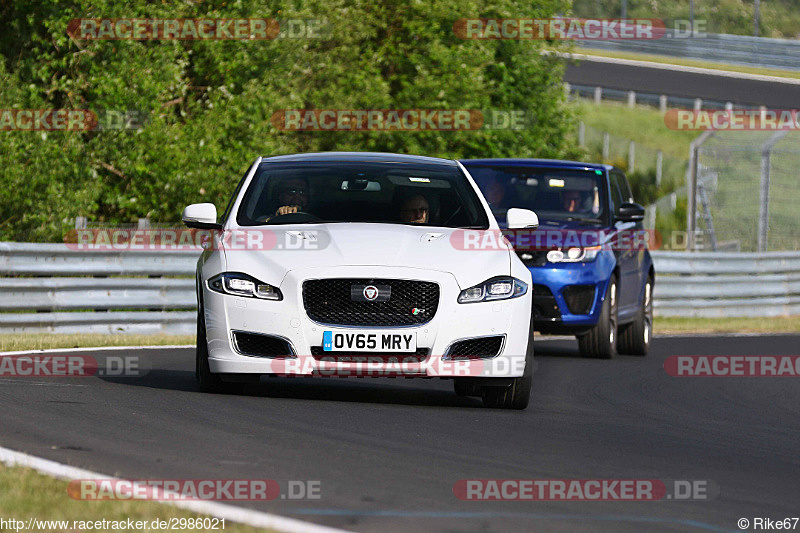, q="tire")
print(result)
[481,320,534,410]
[196,310,243,394]
[619,275,653,356]
[577,274,618,359]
